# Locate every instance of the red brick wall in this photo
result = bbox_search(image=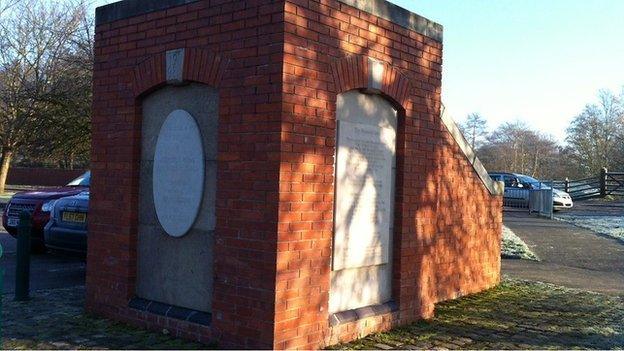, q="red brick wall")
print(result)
[87,1,285,348]
[273,1,501,348]
[88,0,502,349]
